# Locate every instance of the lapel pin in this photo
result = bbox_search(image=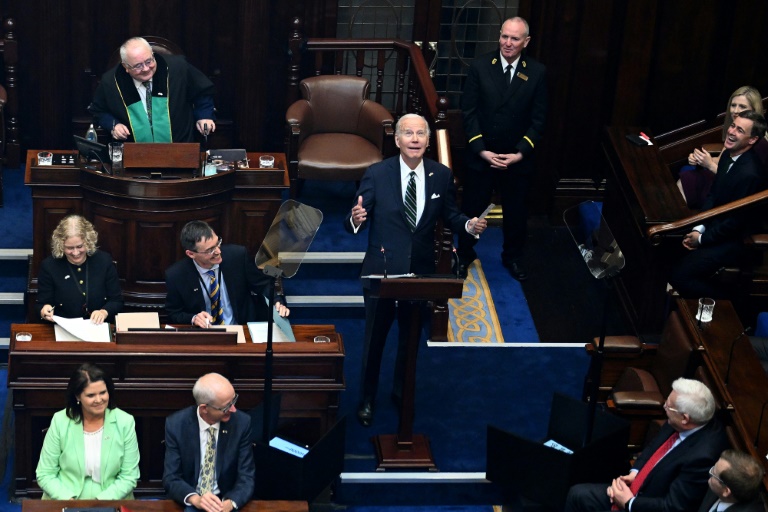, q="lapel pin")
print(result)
[429,172,434,176]
[492,58,497,65]
[222,430,228,434]
[522,60,527,68]
[64,275,70,280]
